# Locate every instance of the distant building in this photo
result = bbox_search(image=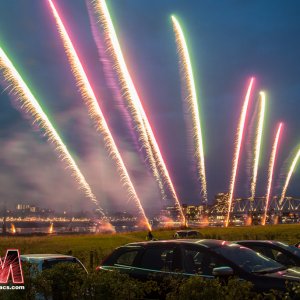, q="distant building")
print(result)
[16,204,39,213]
[16,204,30,211]
[185,205,206,220]
[29,206,39,213]
[161,205,180,220]
[210,193,229,215]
